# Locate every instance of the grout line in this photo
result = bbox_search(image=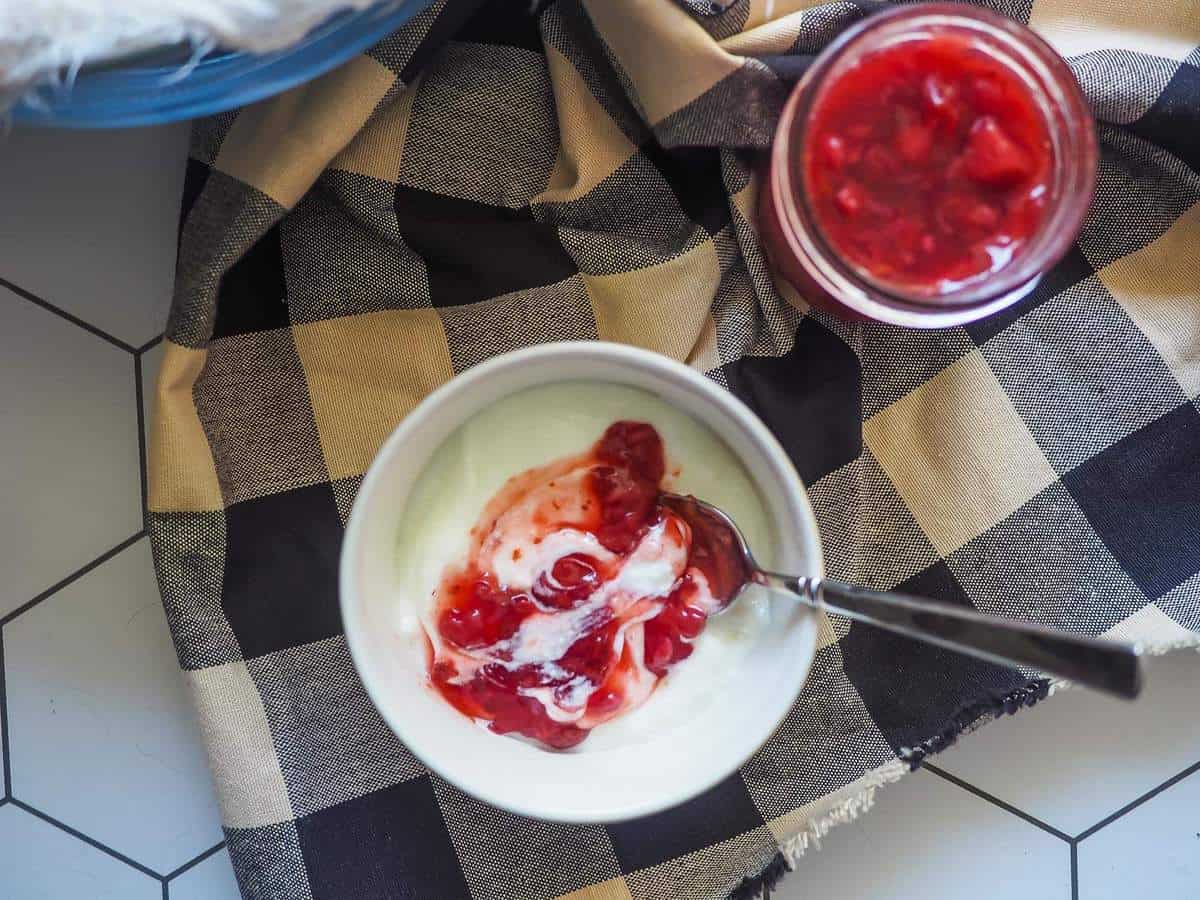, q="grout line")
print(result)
[0,275,137,354]
[0,628,9,798]
[164,840,227,881]
[0,531,146,627]
[10,798,162,880]
[923,764,1074,843]
[1070,842,1078,900]
[137,333,165,356]
[1075,758,1200,842]
[135,353,150,527]
[162,881,170,900]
